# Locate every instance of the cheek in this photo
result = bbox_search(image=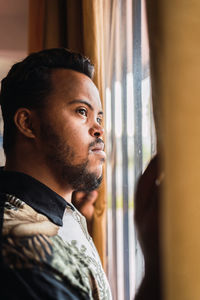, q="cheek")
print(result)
[62,125,90,156]
[55,111,91,154]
